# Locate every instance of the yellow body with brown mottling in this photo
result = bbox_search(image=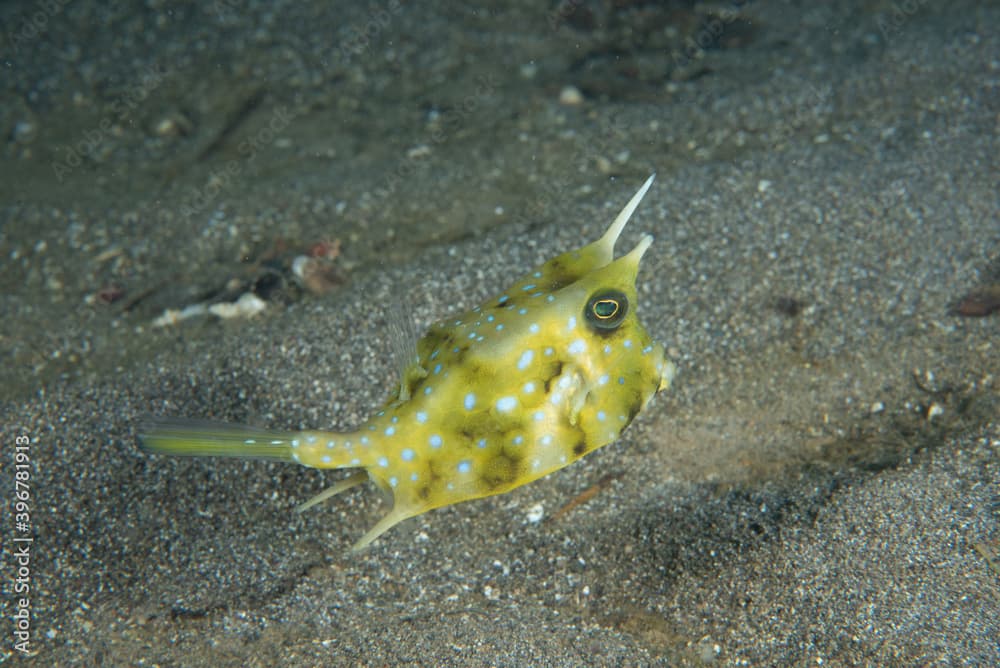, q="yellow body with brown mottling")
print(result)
[140,176,676,549]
